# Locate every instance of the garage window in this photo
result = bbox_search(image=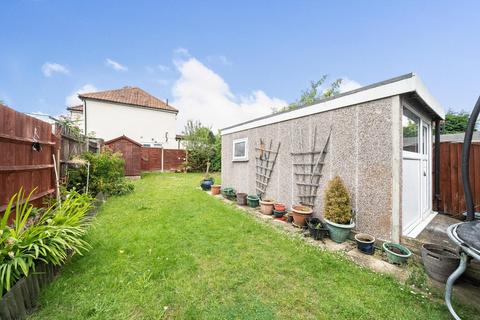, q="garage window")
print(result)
[233,138,248,161]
